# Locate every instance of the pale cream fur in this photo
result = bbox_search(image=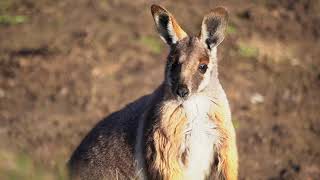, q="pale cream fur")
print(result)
[182,95,219,179]
[147,90,238,180]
